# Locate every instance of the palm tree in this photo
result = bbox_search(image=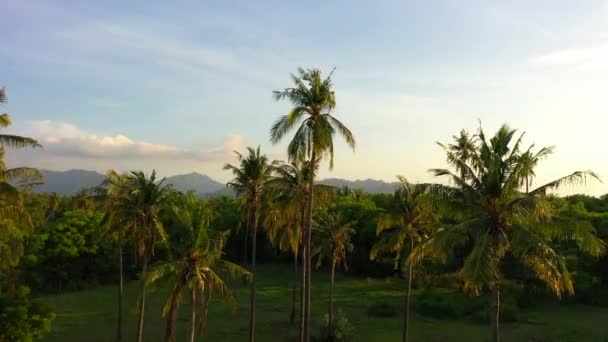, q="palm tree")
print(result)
[312,211,355,341]
[0,86,41,294]
[224,146,275,342]
[518,146,554,193]
[369,176,437,342]
[147,194,251,342]
[0,87,42,203]
[99,170,131,342]
[413,124,605,342]
[265,160,313,325]
[271,68,355,342]
[118,170,168,342]
[437,129,476,181]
